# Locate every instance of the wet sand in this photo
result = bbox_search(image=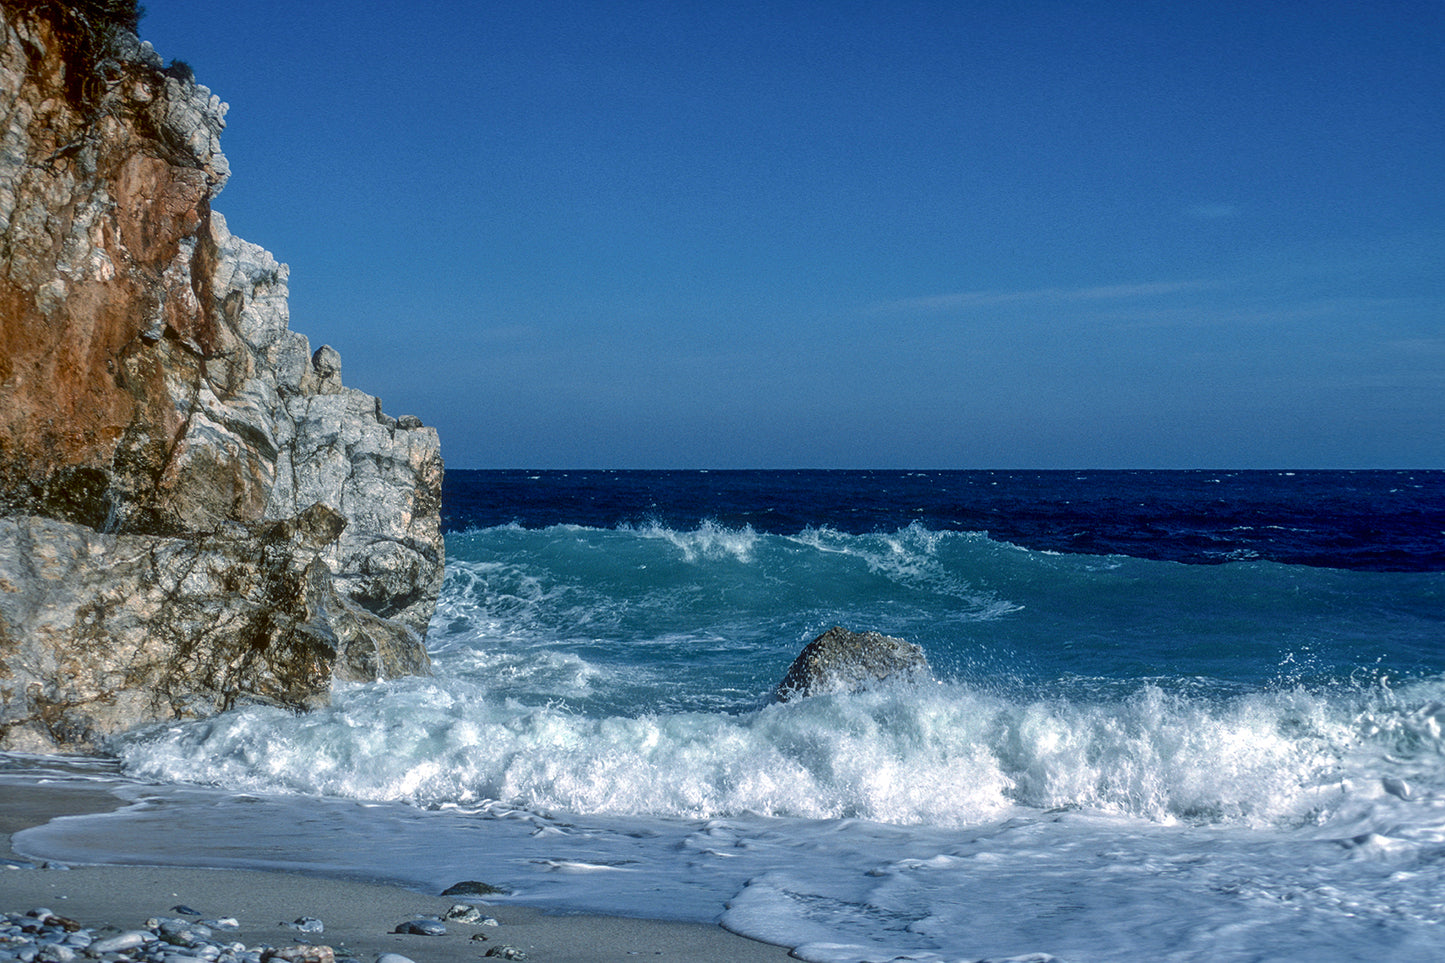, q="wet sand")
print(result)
[0,779,793,963]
